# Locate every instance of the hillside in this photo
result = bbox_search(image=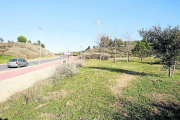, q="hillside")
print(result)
[0,42,55,59]
[82,45,135,59]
